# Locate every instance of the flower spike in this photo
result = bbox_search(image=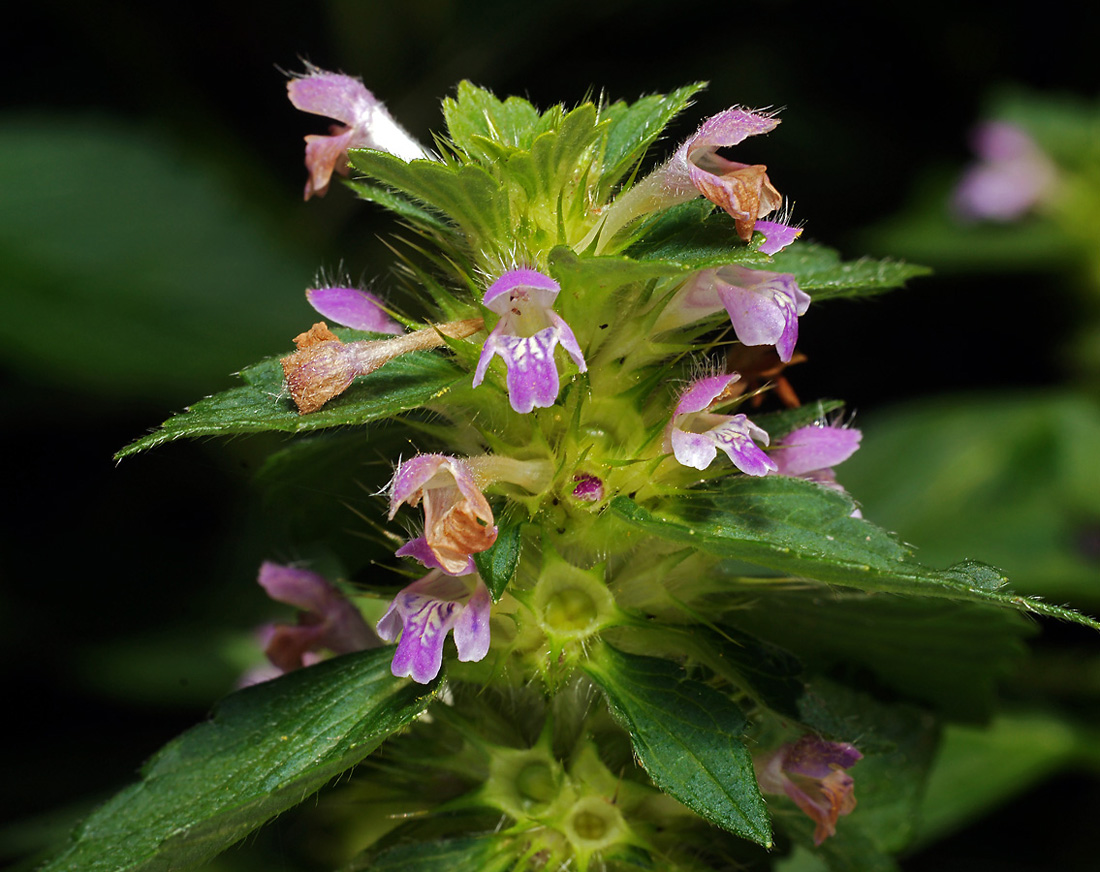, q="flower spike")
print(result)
[287,65,430,199]
[665,373,777,474]
[377,571,492,683]
[755,735,862,845]
[473,268,587,414]
[390,454,498,574]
